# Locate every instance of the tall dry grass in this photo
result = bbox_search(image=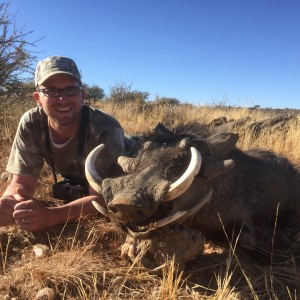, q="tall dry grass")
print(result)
[1,97,299,161]
[93,101,300,163]
[0,98,299,299]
